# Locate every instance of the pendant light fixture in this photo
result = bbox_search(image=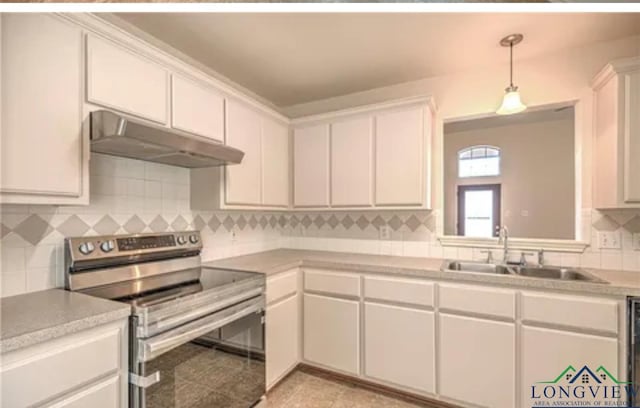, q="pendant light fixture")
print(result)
[496,33,527,115]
